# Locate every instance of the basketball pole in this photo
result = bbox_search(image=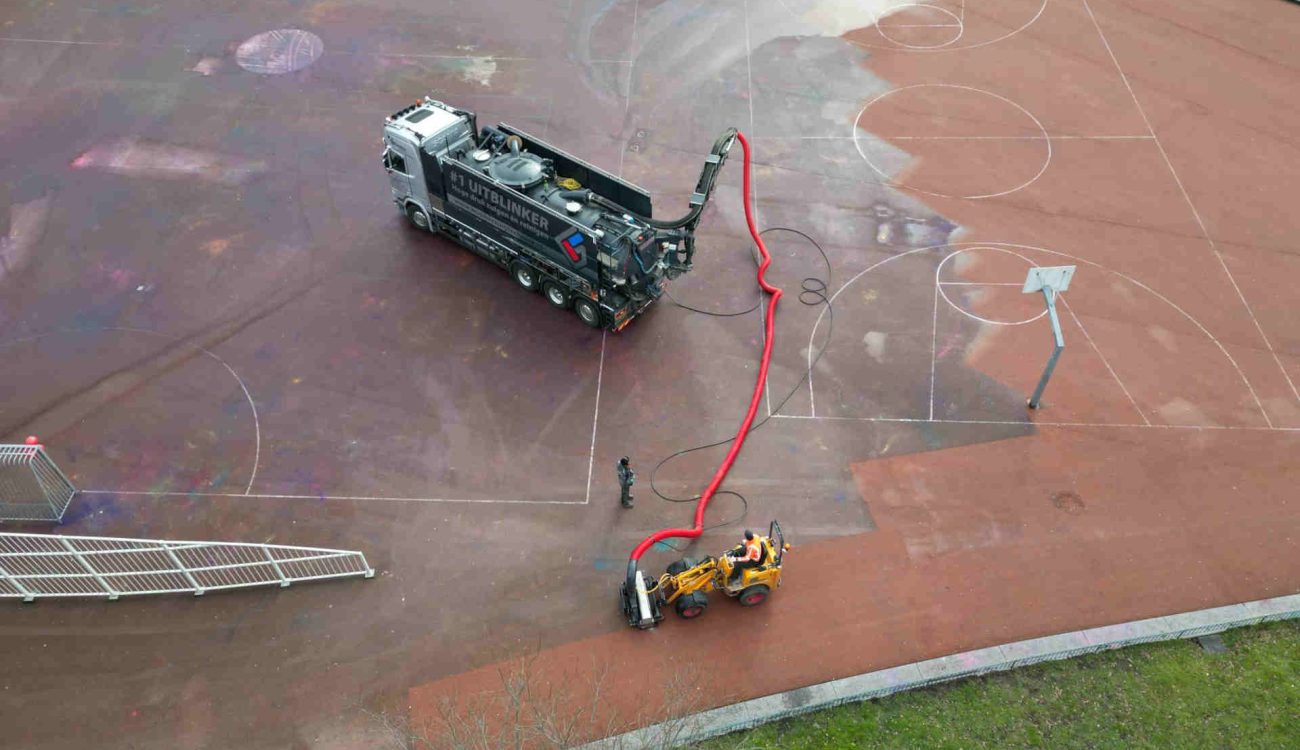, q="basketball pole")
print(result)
[1027,286,1065,409]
